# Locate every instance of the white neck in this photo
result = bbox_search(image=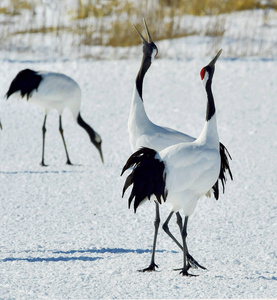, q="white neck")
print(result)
[128,84,152,149]
[197,114,219,149]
